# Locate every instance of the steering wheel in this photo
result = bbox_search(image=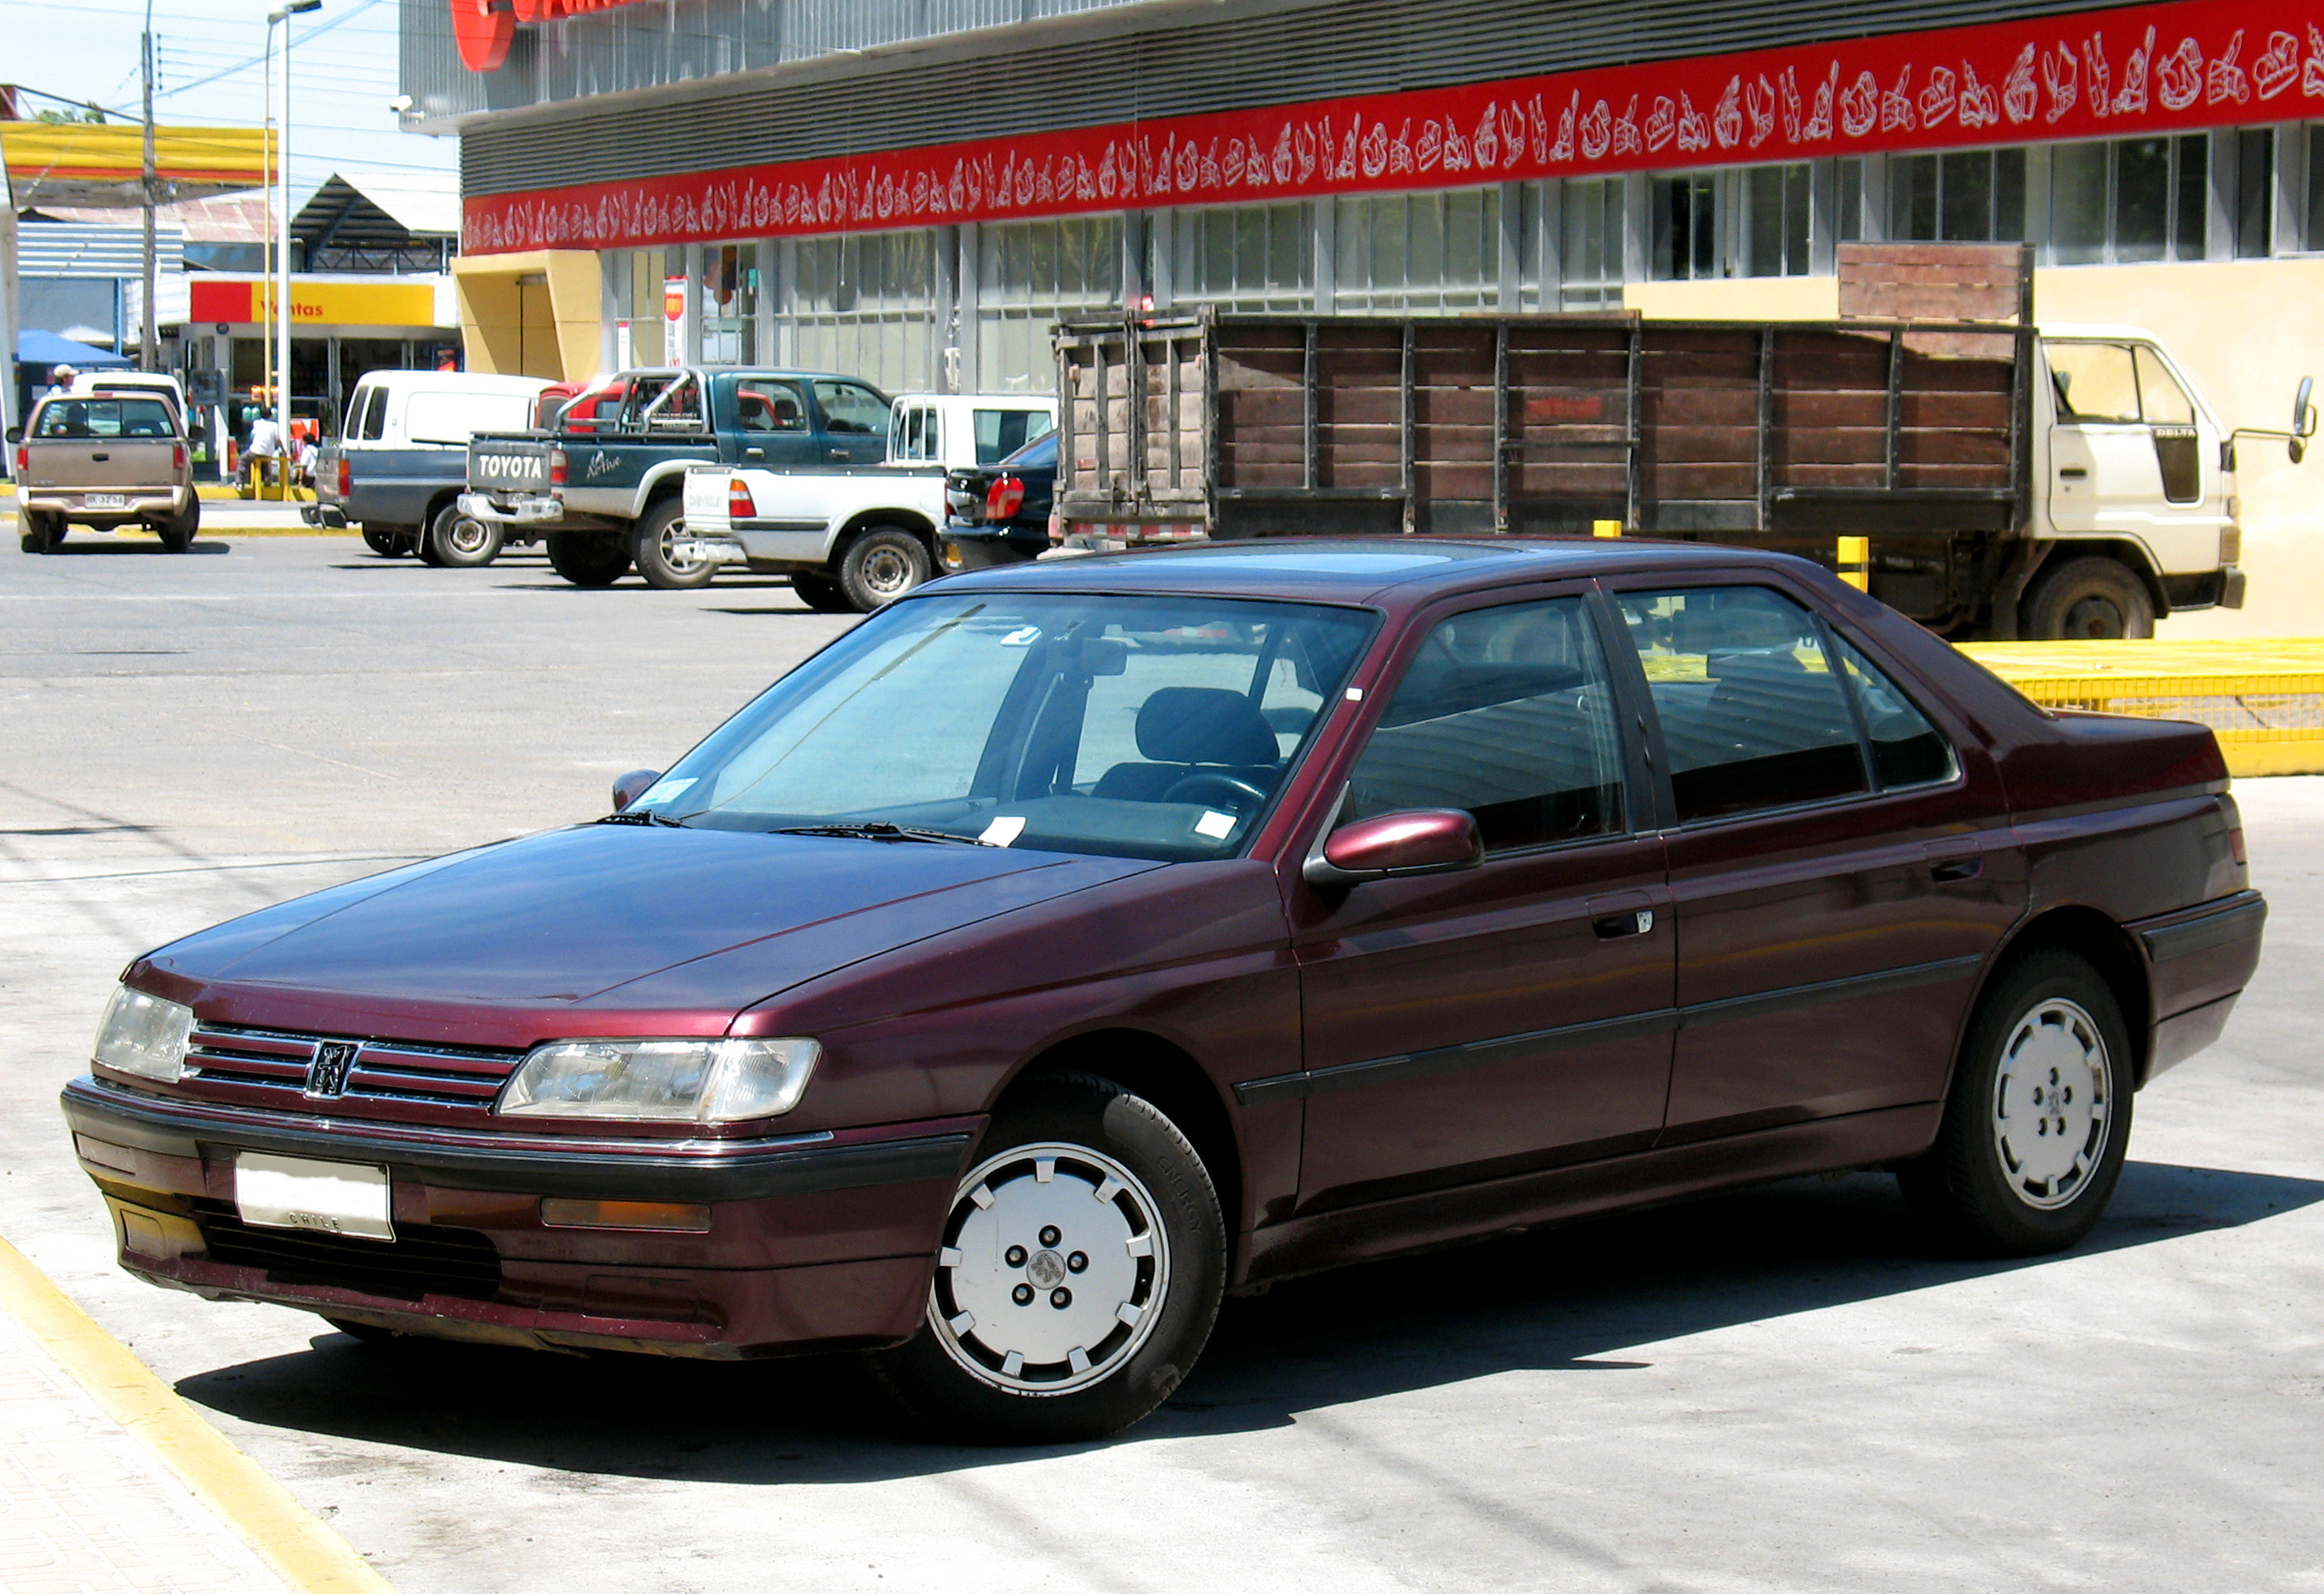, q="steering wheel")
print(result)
[1161,772,1270,809]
